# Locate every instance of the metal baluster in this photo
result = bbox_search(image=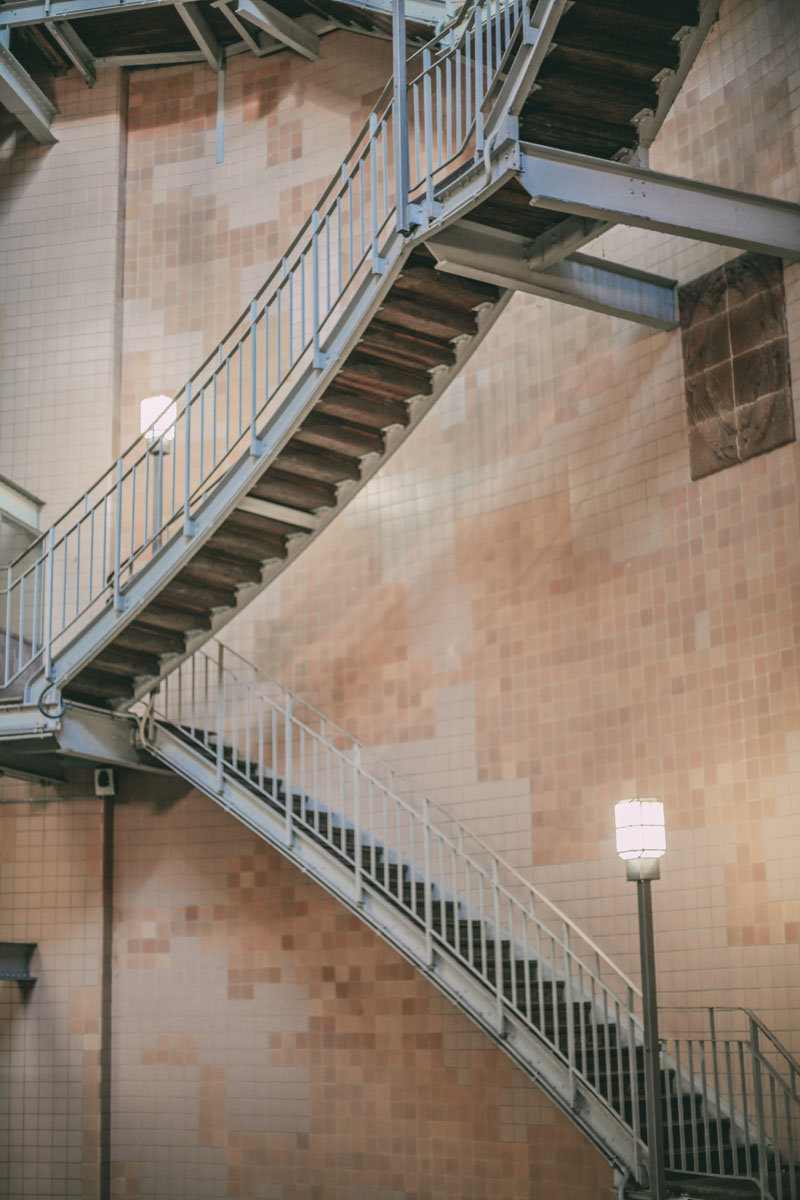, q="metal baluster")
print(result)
[436,63,443,169]
[423,51,434,211]
[369,114,382,270]
[752,1024,769,1200]
[785,1084,797,1200]
[271,702,278,803]
[475,8,484,152]
[771,1075,782,1200]
[31,560,40,658]
[423,797,433,963]
[507,895,518,1014]
[520,907,531,1025]
[89,503,96,600]
[455,47,462,149]
[258,694,265,791]
[216,645,224,792]
[284,694,293,845]
[184,384,194,537]
[676,1040,687,1171]
[700,1046,712,1178]
[353,745,362,897]
[237,341,243,433]
[3,567,11,686]
[445,55,453,161]
[478,870,488,984]
[710,1014,726,1180]
[325,211,331,314]
[300,249,306,352]
[113,459,125,612]
[412,83,421,188]
[563,925,575,1087]
[663,1041,675,1169]
[725,1040,739,1176]
[596,979,609,1102]
[250,301,260,454]
[392,0,410,228]
[60,534,67,629]
[436,834,445,948]
[289,268,295,367]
